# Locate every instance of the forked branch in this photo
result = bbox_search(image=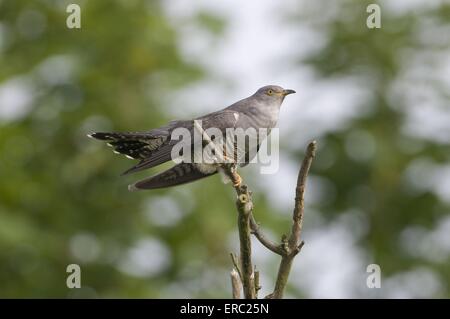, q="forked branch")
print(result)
[193,120,316,299]
[268,141,316,299]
